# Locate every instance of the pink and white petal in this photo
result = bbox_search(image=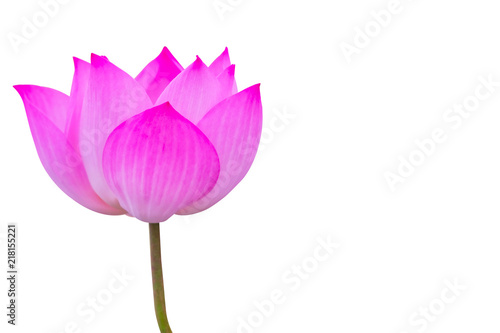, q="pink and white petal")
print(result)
[65,57,91,151]
[102,102,220,223]
[209,47,231,77]
[135,47,184,104]
[14,88,124,215]
[217,64,238,100]
[14,85,69,132]
[80,54,153,208]
[155,57,222,124]
[178,84,262,215]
